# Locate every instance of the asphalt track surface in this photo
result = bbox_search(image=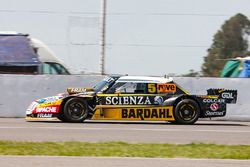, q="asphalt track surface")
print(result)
[0,156,249,167]
[0,118,250,144]
[0,118,250,167]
